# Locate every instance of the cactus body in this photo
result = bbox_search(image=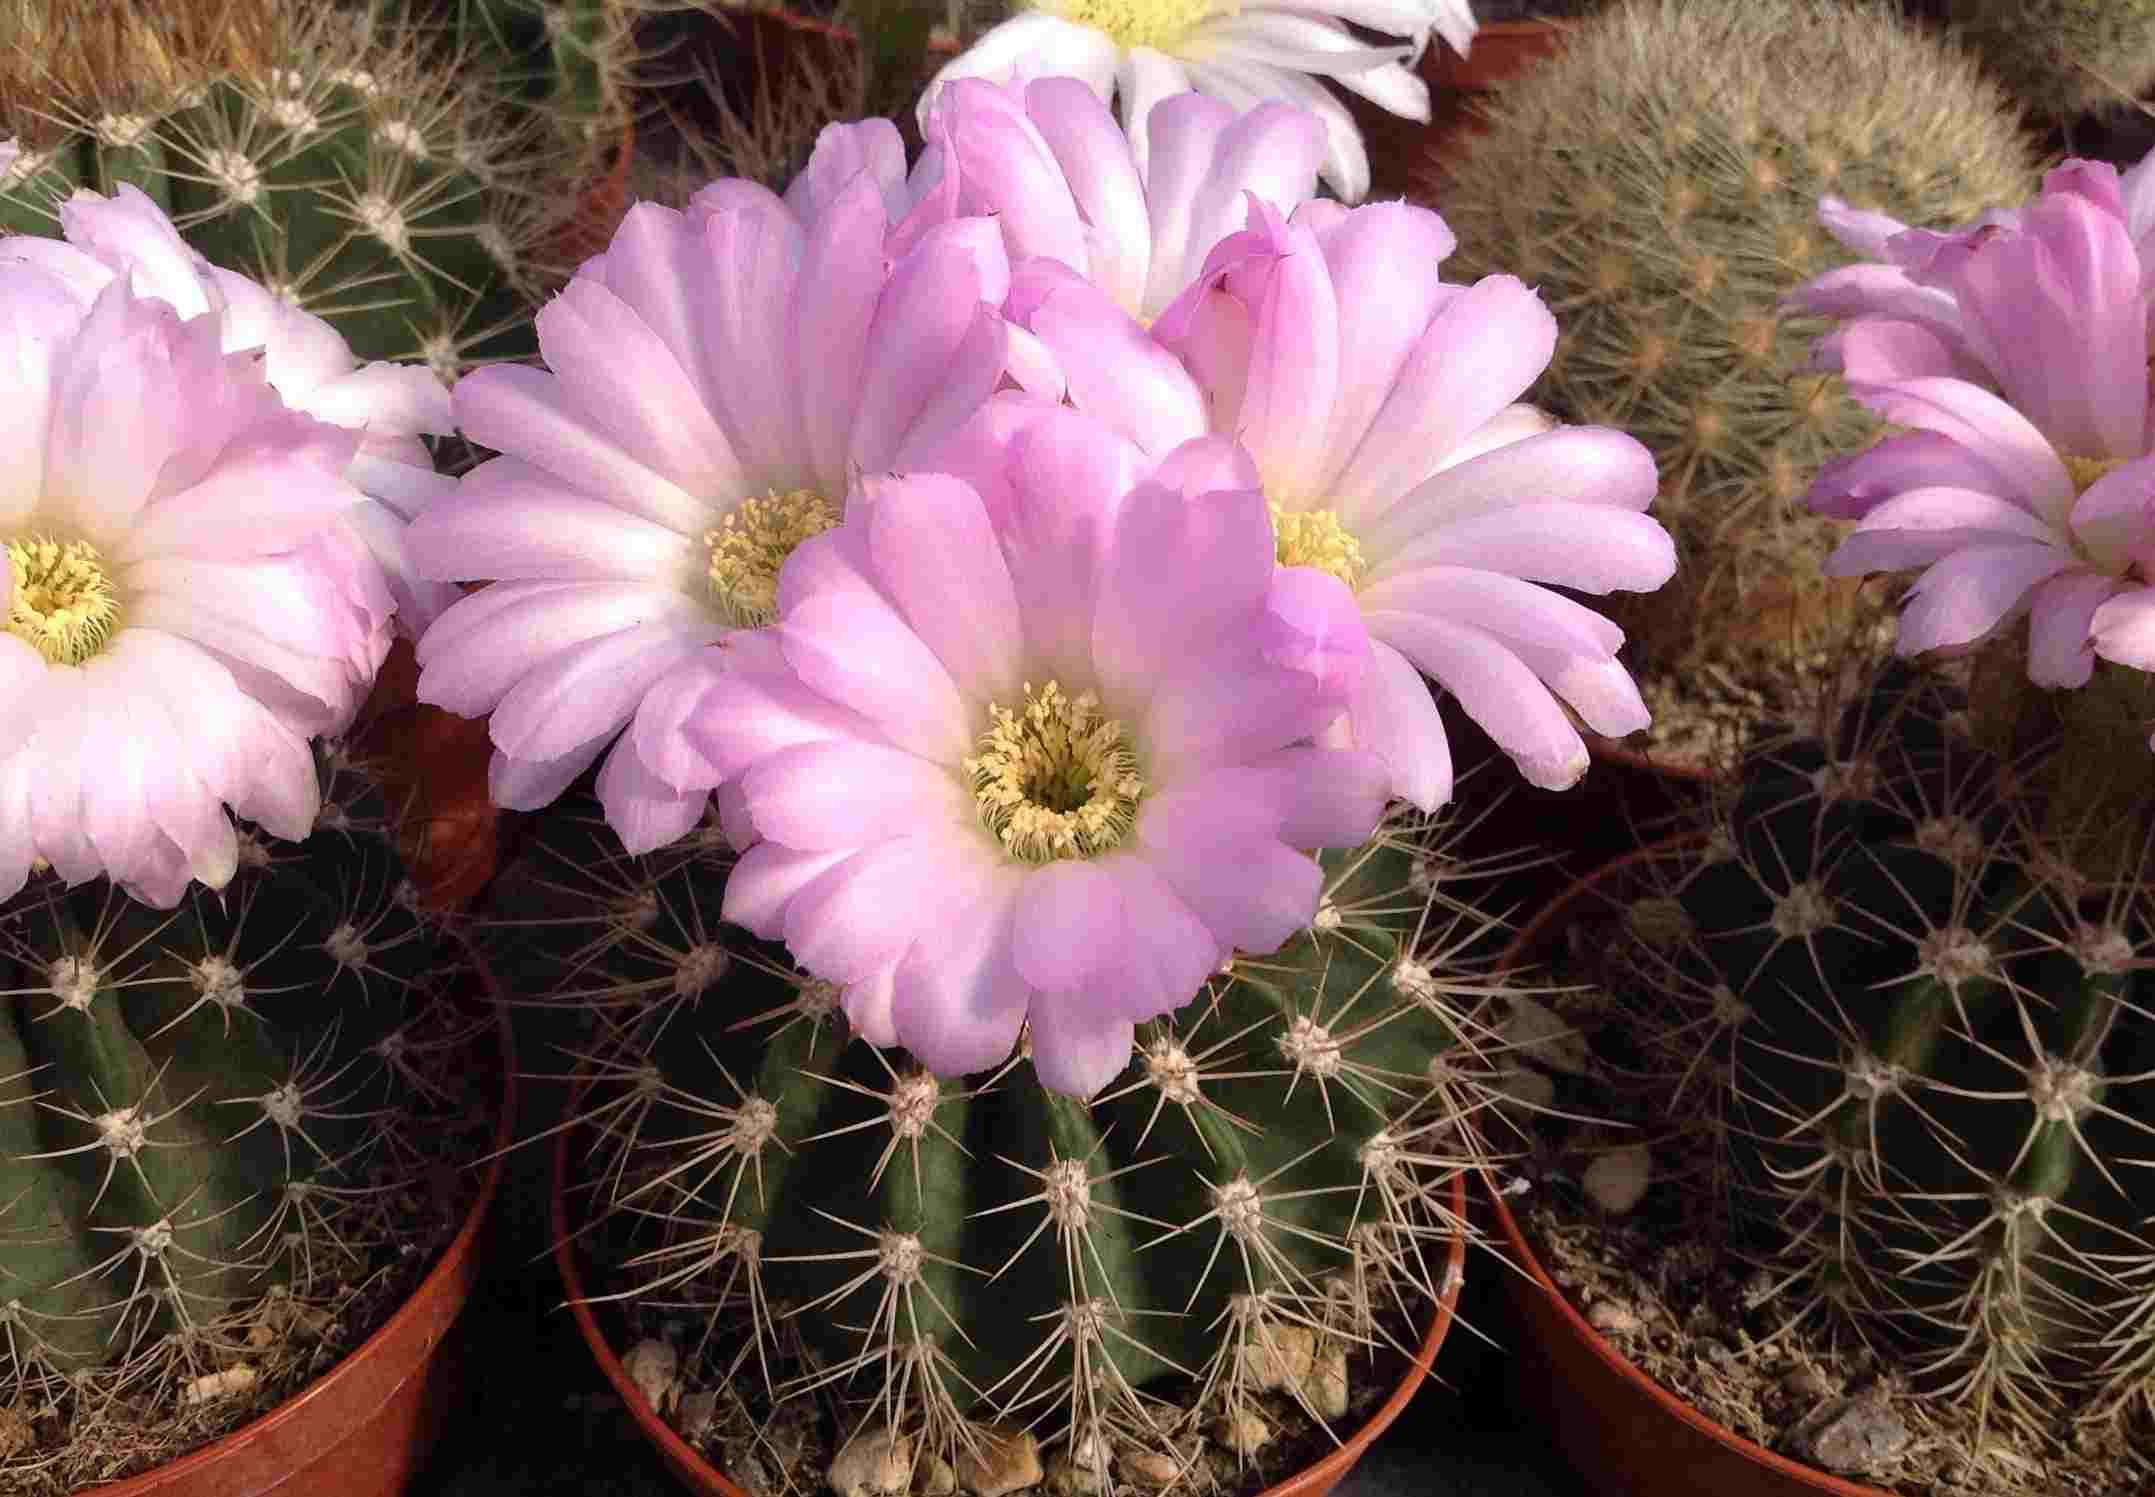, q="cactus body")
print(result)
[0,762,443,1395]
[1632,665,2155,1436]
[515,804,1495,1474]
[0,6,557,378]
[1938,0,2155,119]
[1428,0,2038,679]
